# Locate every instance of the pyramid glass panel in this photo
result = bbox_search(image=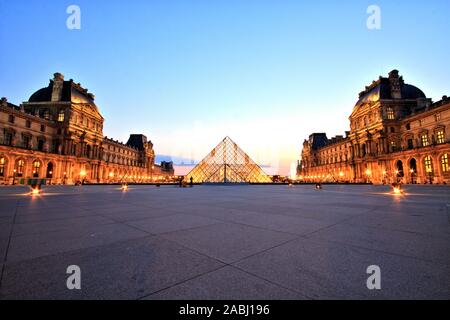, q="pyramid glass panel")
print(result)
[185,137,272,183]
